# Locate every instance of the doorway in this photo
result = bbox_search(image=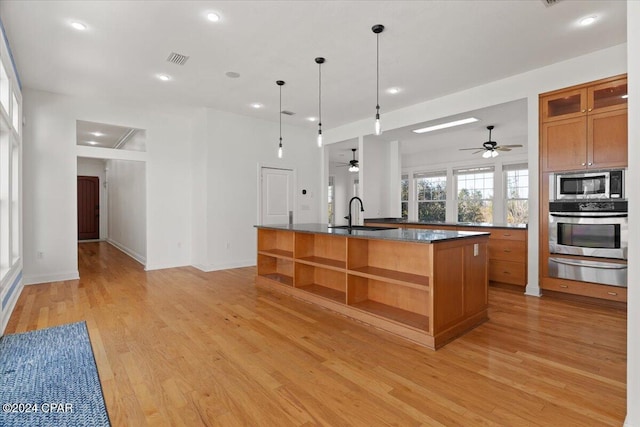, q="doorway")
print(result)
[260,167,294,225]
[77,176,100,240]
